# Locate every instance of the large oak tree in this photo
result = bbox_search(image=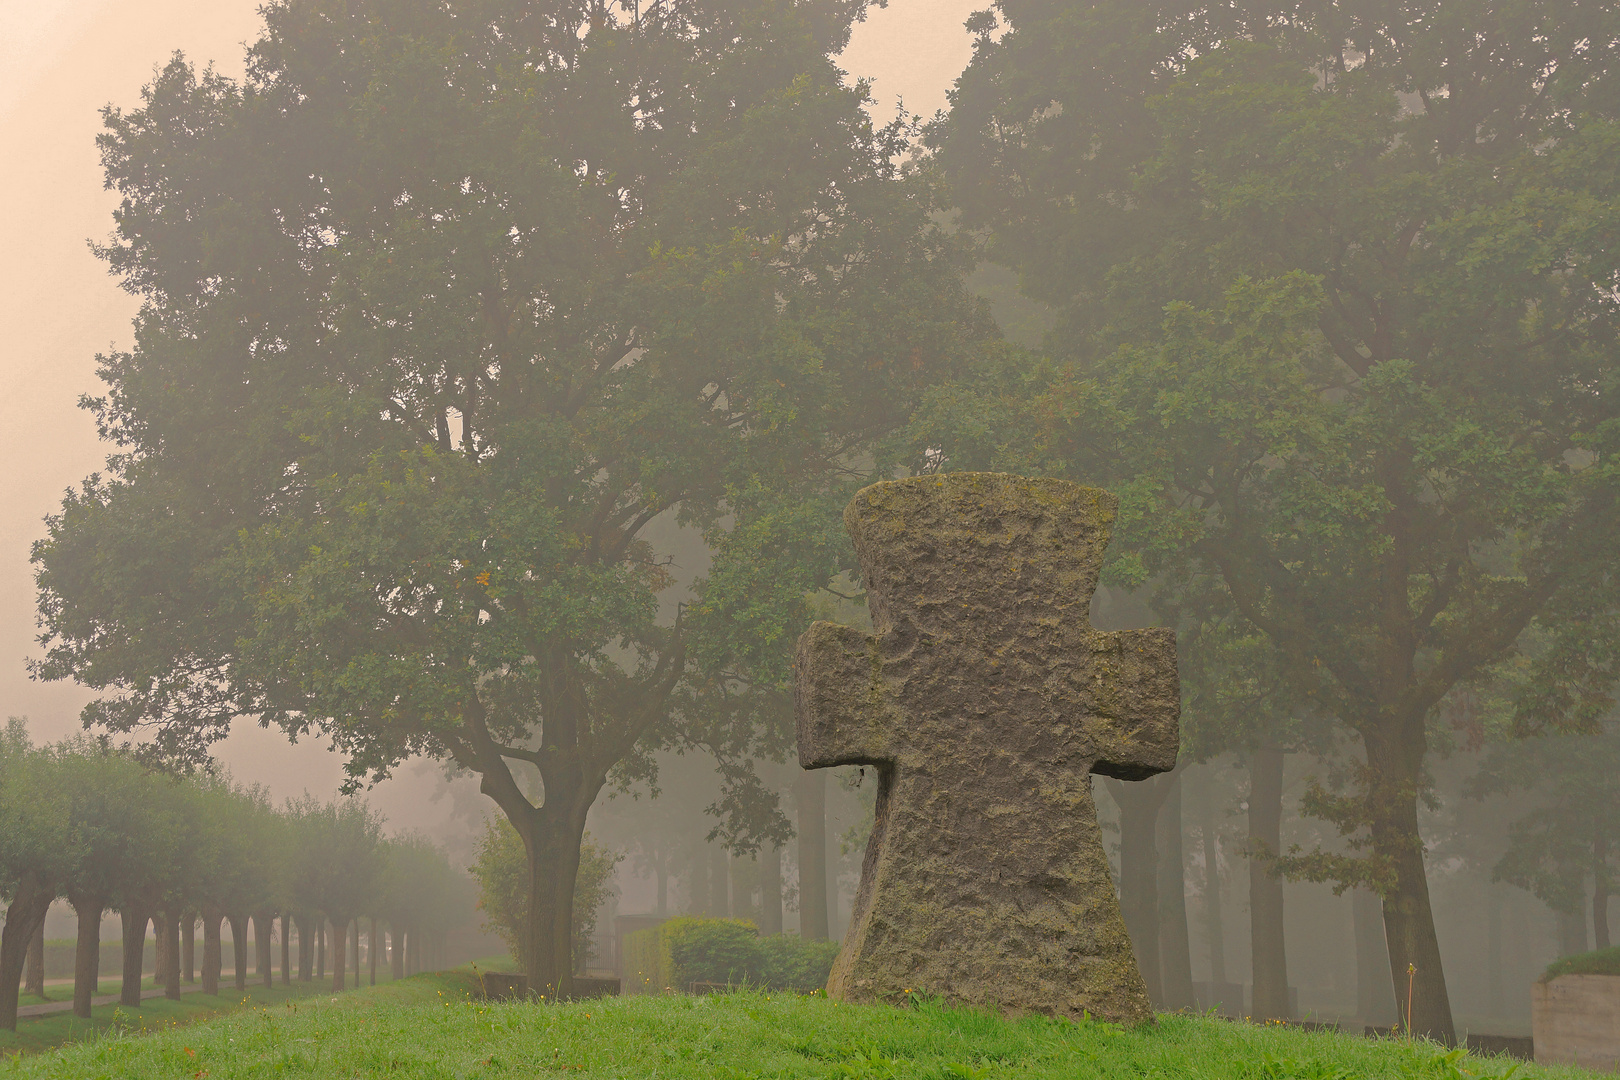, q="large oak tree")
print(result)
[34,0,983,992]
